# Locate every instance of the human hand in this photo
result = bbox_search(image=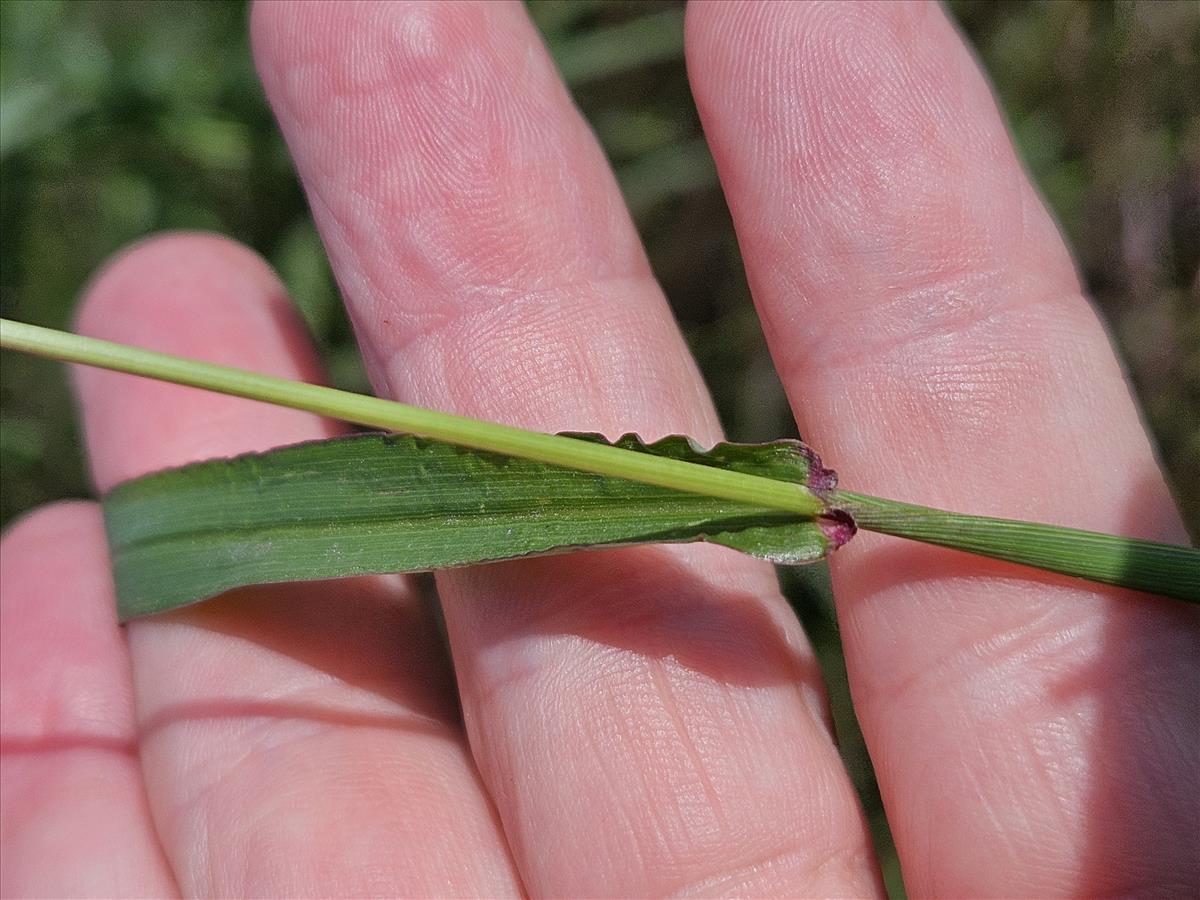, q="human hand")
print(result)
[3,2,1196,896]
